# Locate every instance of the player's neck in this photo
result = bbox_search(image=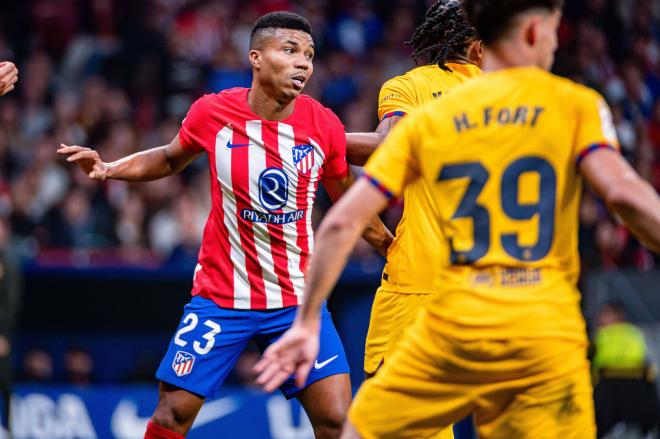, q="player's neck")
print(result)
[481,42,540,73]
[444,56,471,66]
[247,86,296,121]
